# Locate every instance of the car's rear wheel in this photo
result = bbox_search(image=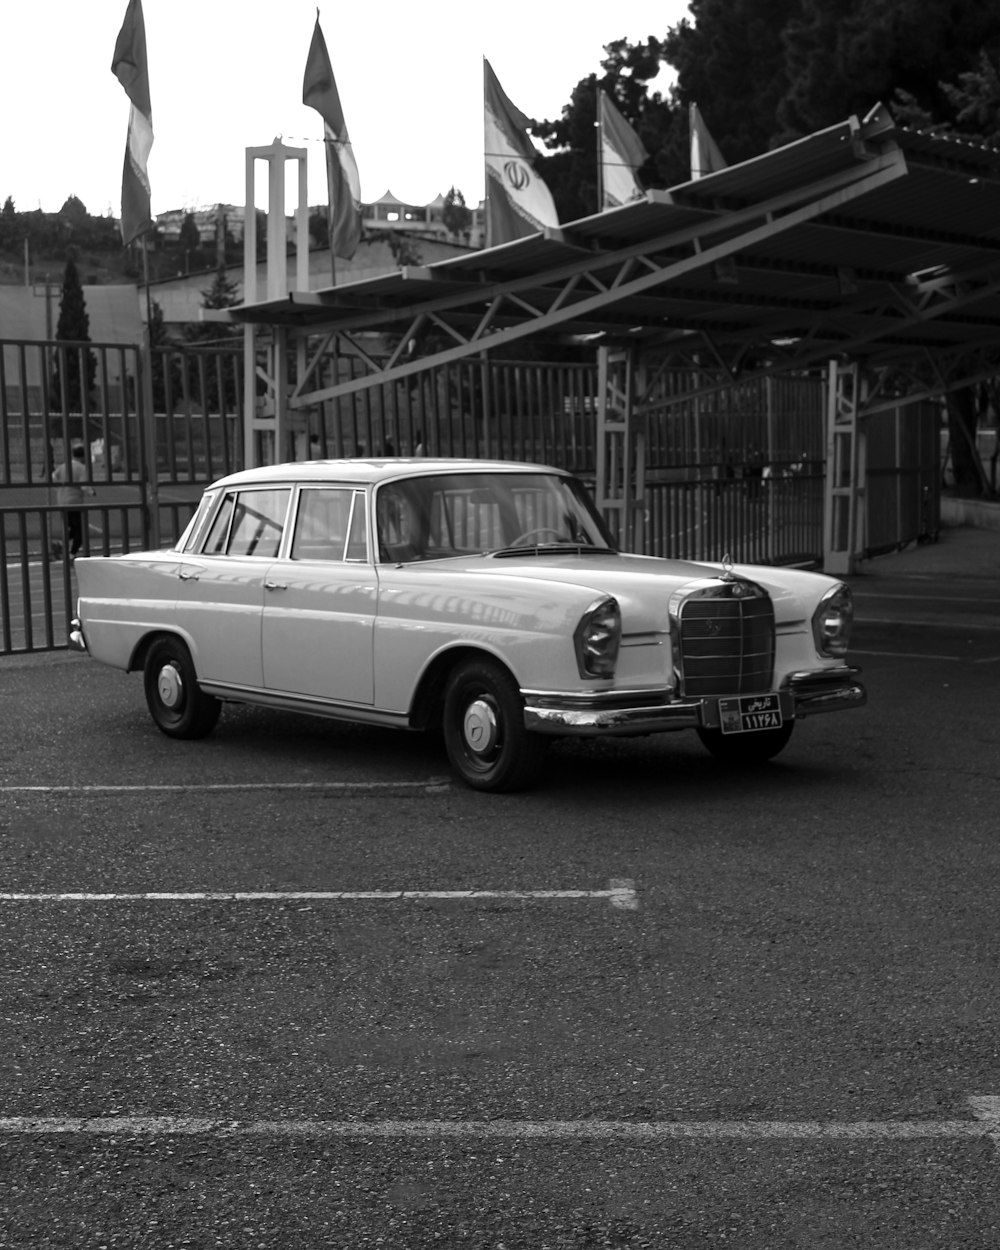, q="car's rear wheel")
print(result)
[143,637,221,739]
[442,658,546,792]
[696,720,794,765]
